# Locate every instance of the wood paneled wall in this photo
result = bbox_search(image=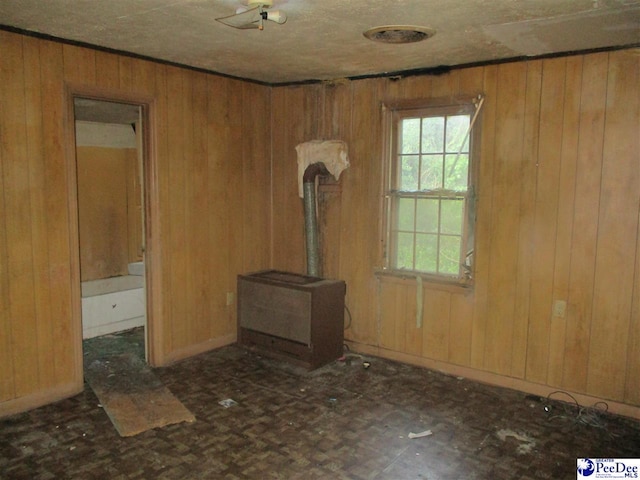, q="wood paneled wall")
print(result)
[0,30,271,415]
[1,27,638,418]
[76,146,138,281]
[270,50,640,414]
